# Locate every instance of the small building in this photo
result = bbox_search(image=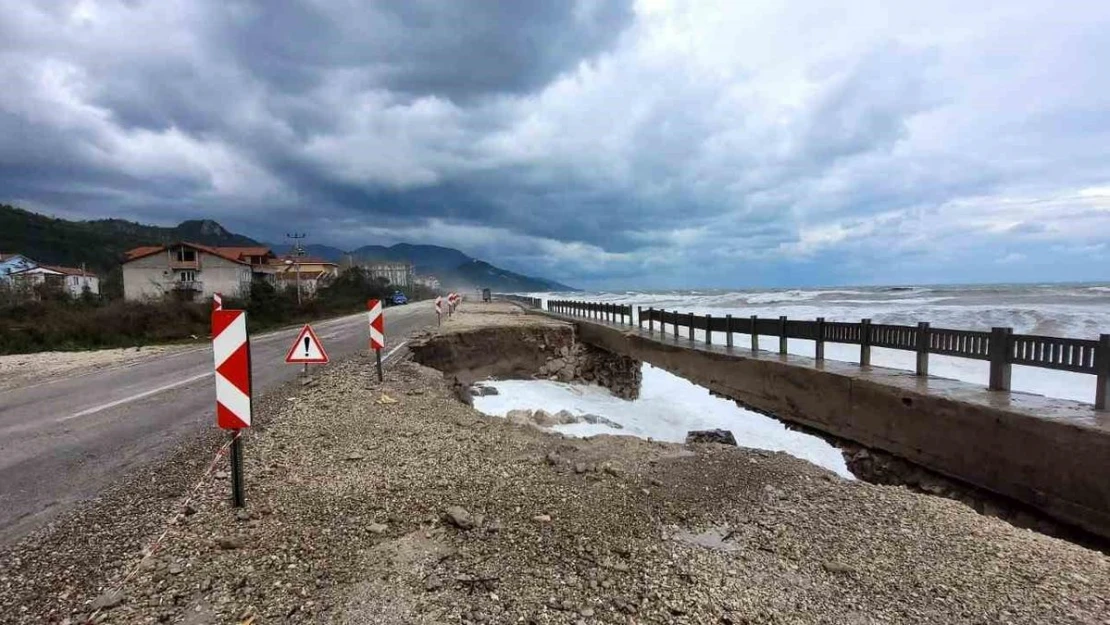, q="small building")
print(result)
[0,253,38,282]
[415,275,441,290]
[10,265,100,297]
[122,242,253,301]
[268,256,339,297]
[364,261,414,287]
